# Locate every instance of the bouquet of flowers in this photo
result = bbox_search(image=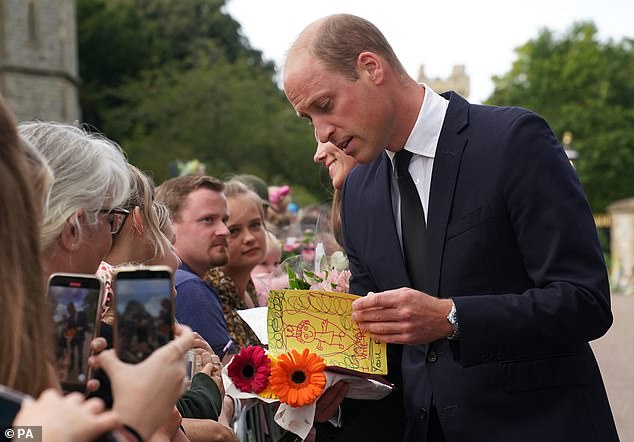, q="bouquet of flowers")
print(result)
[286,250,351,292]
[228,346,326,408]
[225,248,390,440]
